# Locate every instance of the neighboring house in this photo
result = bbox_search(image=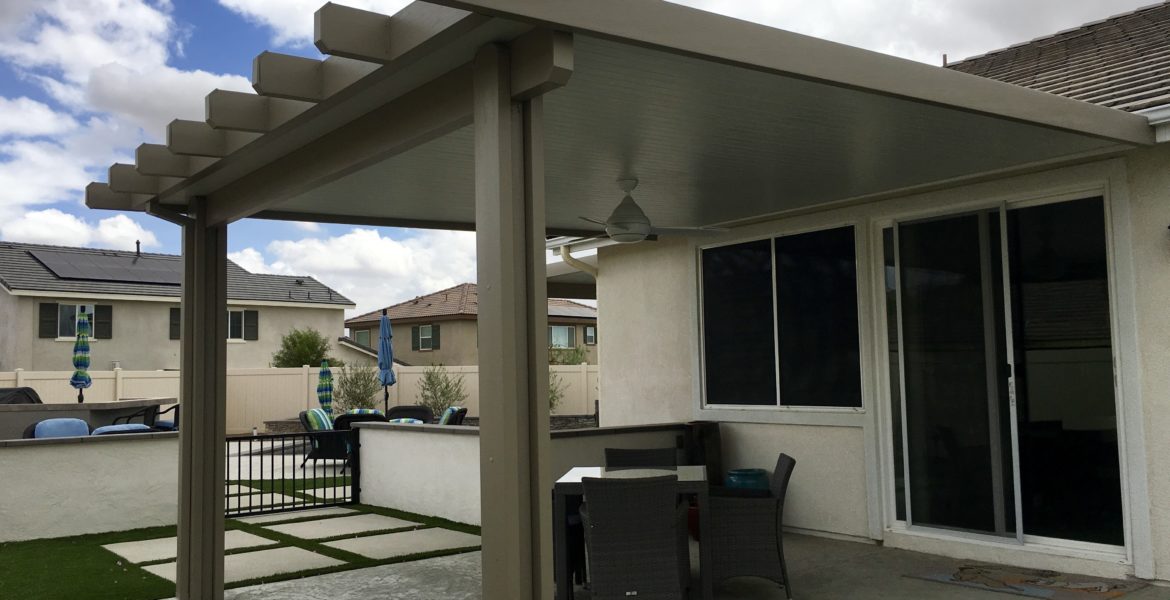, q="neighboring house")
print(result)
[345,283,598,366]
[0,242,355,371]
